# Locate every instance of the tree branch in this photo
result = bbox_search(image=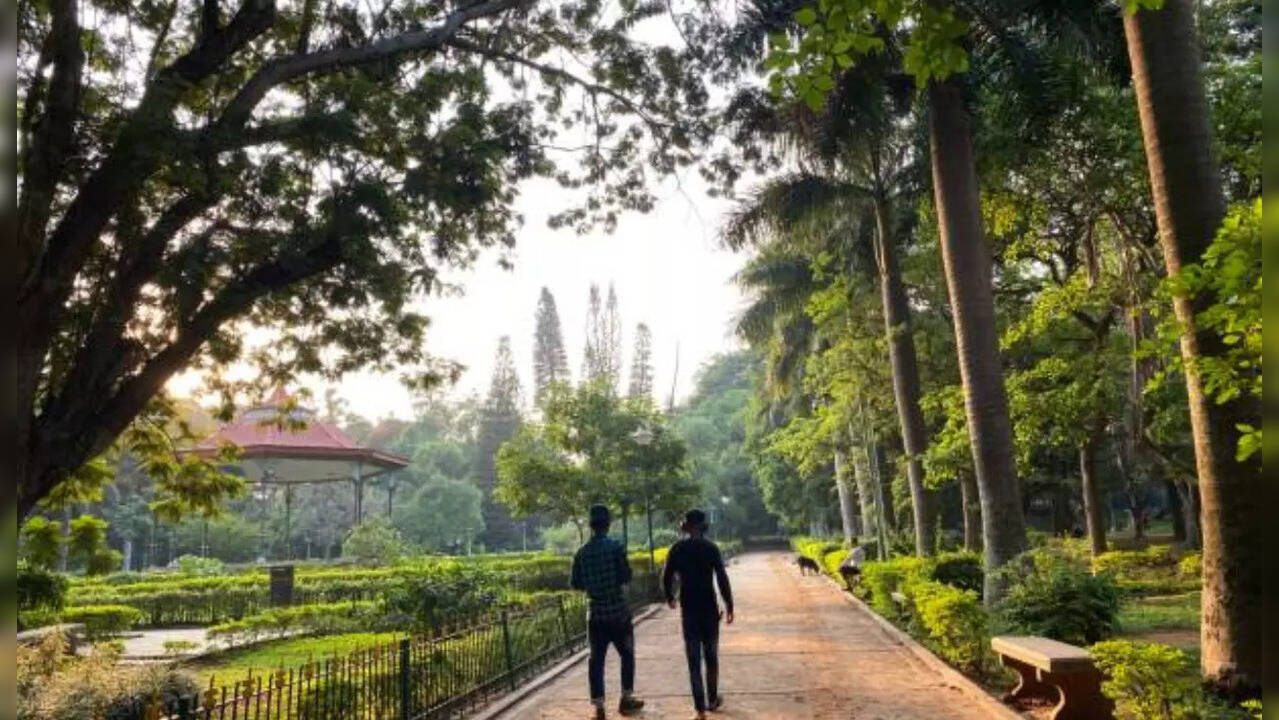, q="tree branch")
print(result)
[20,0,276,353]
[209,0,527,139]
[444,35,674,134]
[16,0,85,282]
